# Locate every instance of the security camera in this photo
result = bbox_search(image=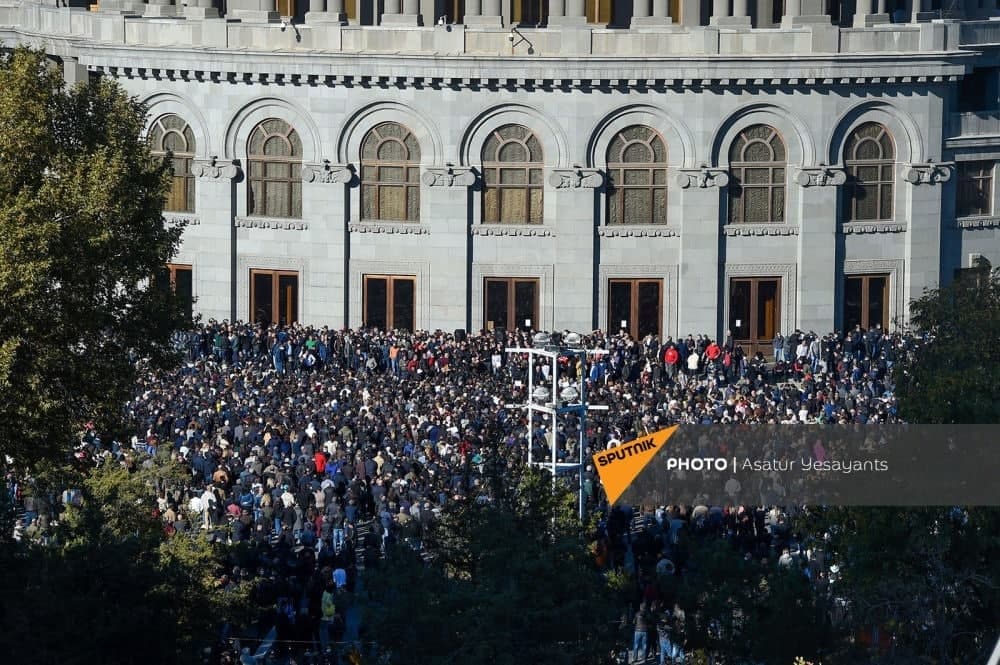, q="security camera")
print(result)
[280,20,288,30]
[507,31,515,42]
[437,15,445,26]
